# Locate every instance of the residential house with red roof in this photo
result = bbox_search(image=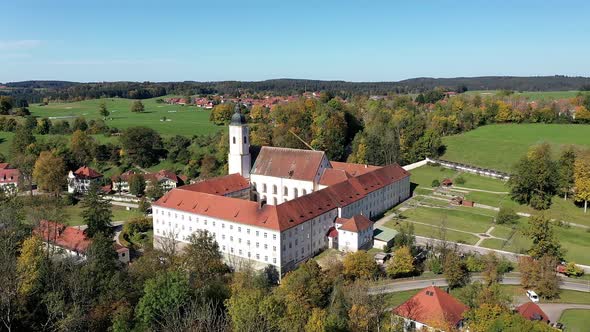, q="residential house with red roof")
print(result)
[34,220,129,264]
[0,163,20,193]
[111,169,185,194]
[151,105,411,274]
[516,302,550,324]
[67,166,103,194]
[393,286,468,331]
